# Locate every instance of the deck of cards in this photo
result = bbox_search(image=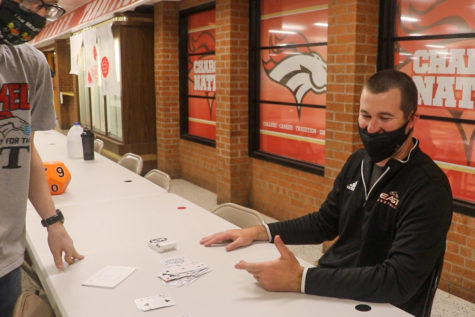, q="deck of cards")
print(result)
[158,260,211,287]
[149,237,177,253]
